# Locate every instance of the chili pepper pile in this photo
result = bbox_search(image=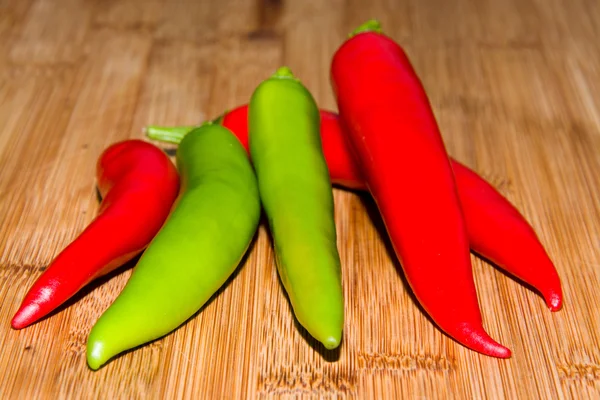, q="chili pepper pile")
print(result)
[11,20,563,370]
